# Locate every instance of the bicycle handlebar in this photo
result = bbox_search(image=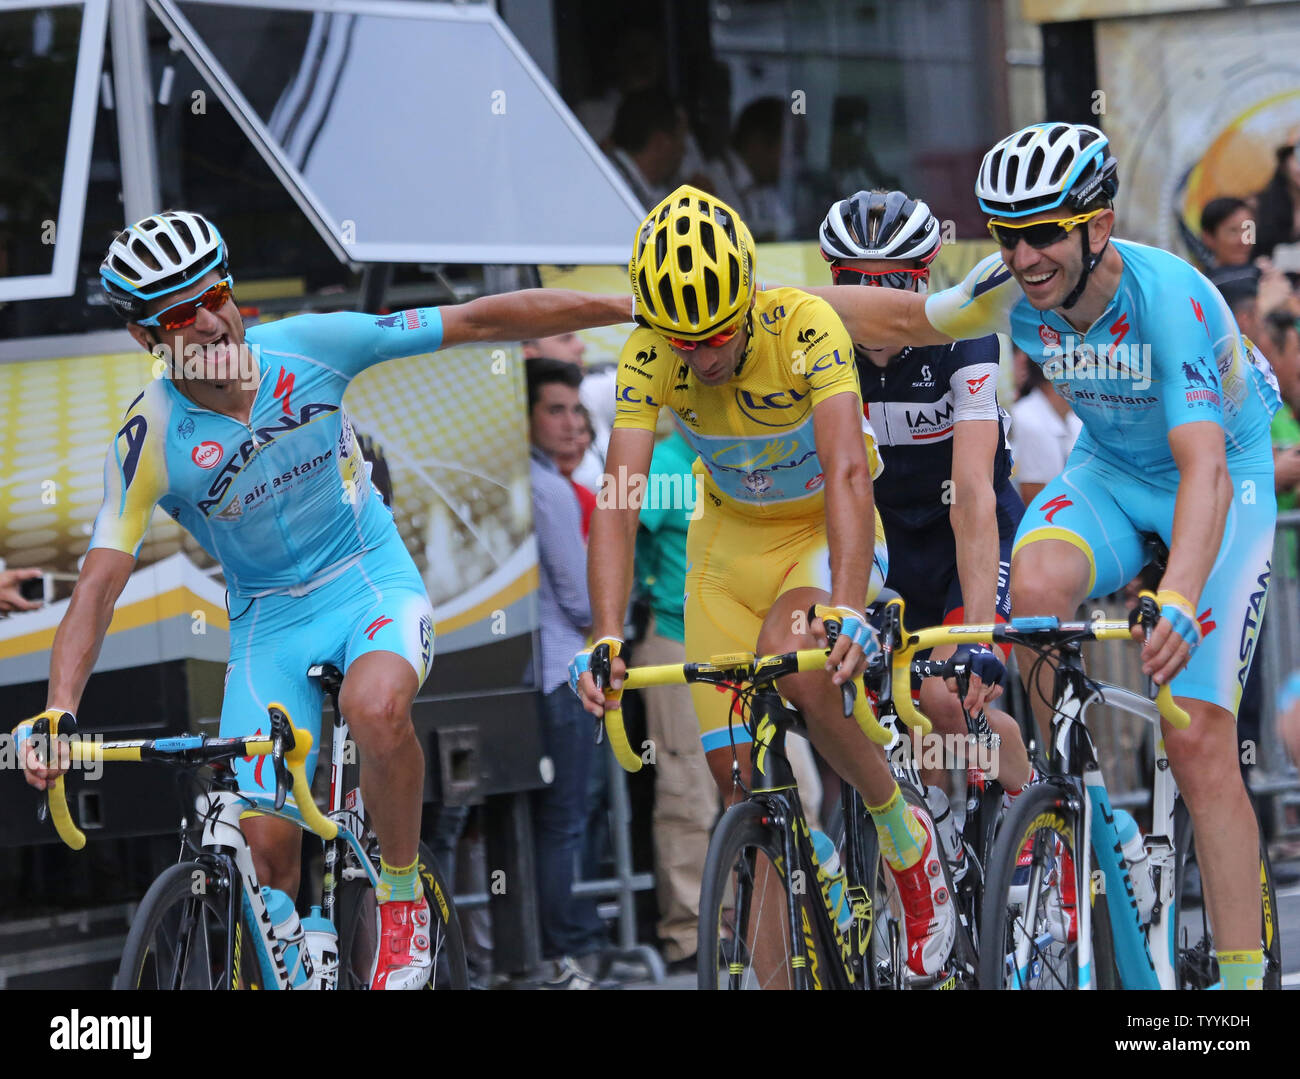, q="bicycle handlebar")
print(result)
[37,704,339,851]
